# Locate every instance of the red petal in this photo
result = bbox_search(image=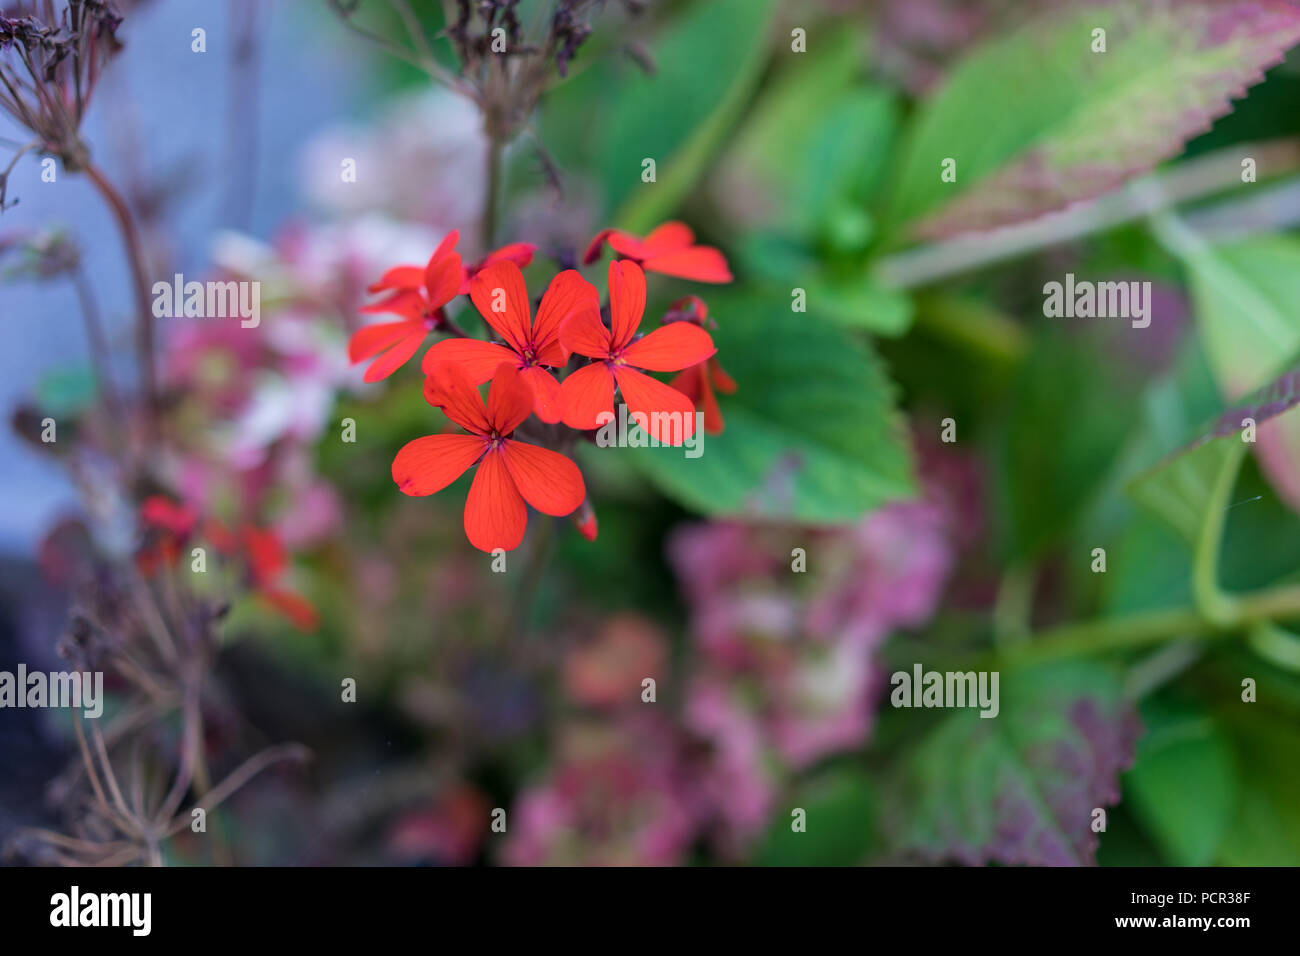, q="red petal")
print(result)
[203,518,238,555]
[560,362,616,430]
[421,338,518,381]
[519,365,565,424]
[536,339,568,367]
[141,496,198,535]
[640,221,695,255]
[710,358,737,393]
[367,265,424,294]
[424,363,491,434]
[464,449,527,552]
[606,231,650,260]
[622,322,716,372]
[534,269,600,357]
[460,242,536,295]
[669,364,703,403]
[424,251,464,308]
[349,319,421,363]
[671,363,725,434]
[363,328,427,382]
[359,290,426,318]
[392,433,485,496]
[487,361,534,434]
[501,440,585,516]
[700,381,724,434]
[643,247,732,283]
[560,306,611,359]
[614,367,698,444]
[431,229,460,263]
[470,260,531,353]
[608,259,646,350]
[583,228,616,265]
[482,242,536,269]
[259,586,319,631]
[242,525,286,584]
